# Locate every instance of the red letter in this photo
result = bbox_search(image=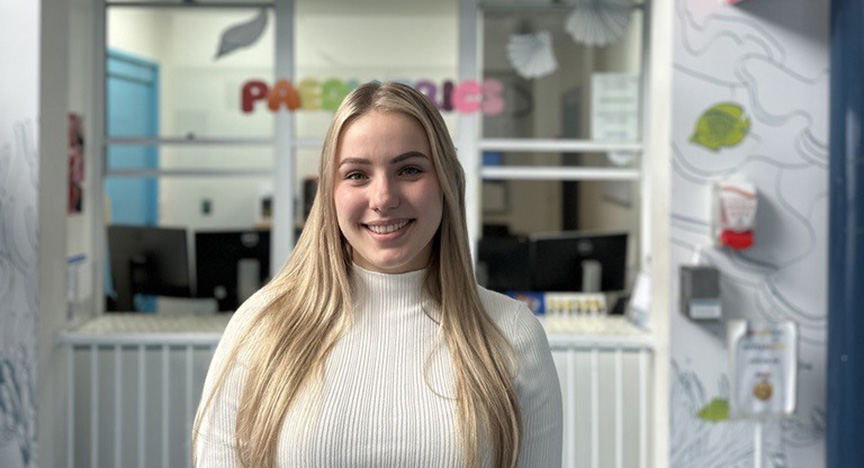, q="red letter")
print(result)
[242,80,269,113]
